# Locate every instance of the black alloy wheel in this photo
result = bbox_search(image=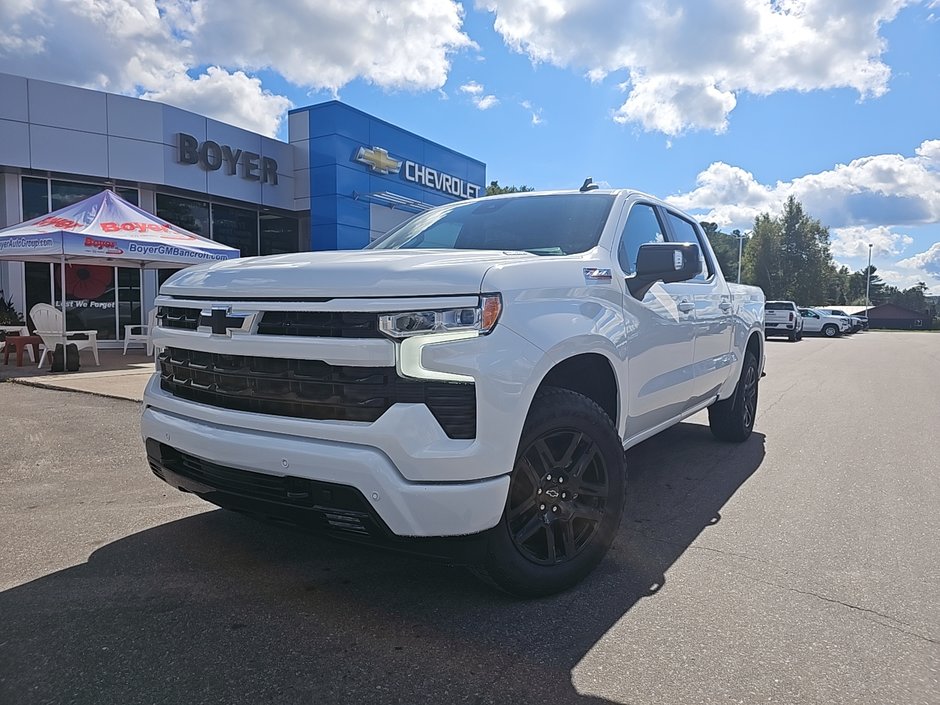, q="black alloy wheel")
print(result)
[708,349,759,442]
[475,387,625,597]
[506,429,609,565]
